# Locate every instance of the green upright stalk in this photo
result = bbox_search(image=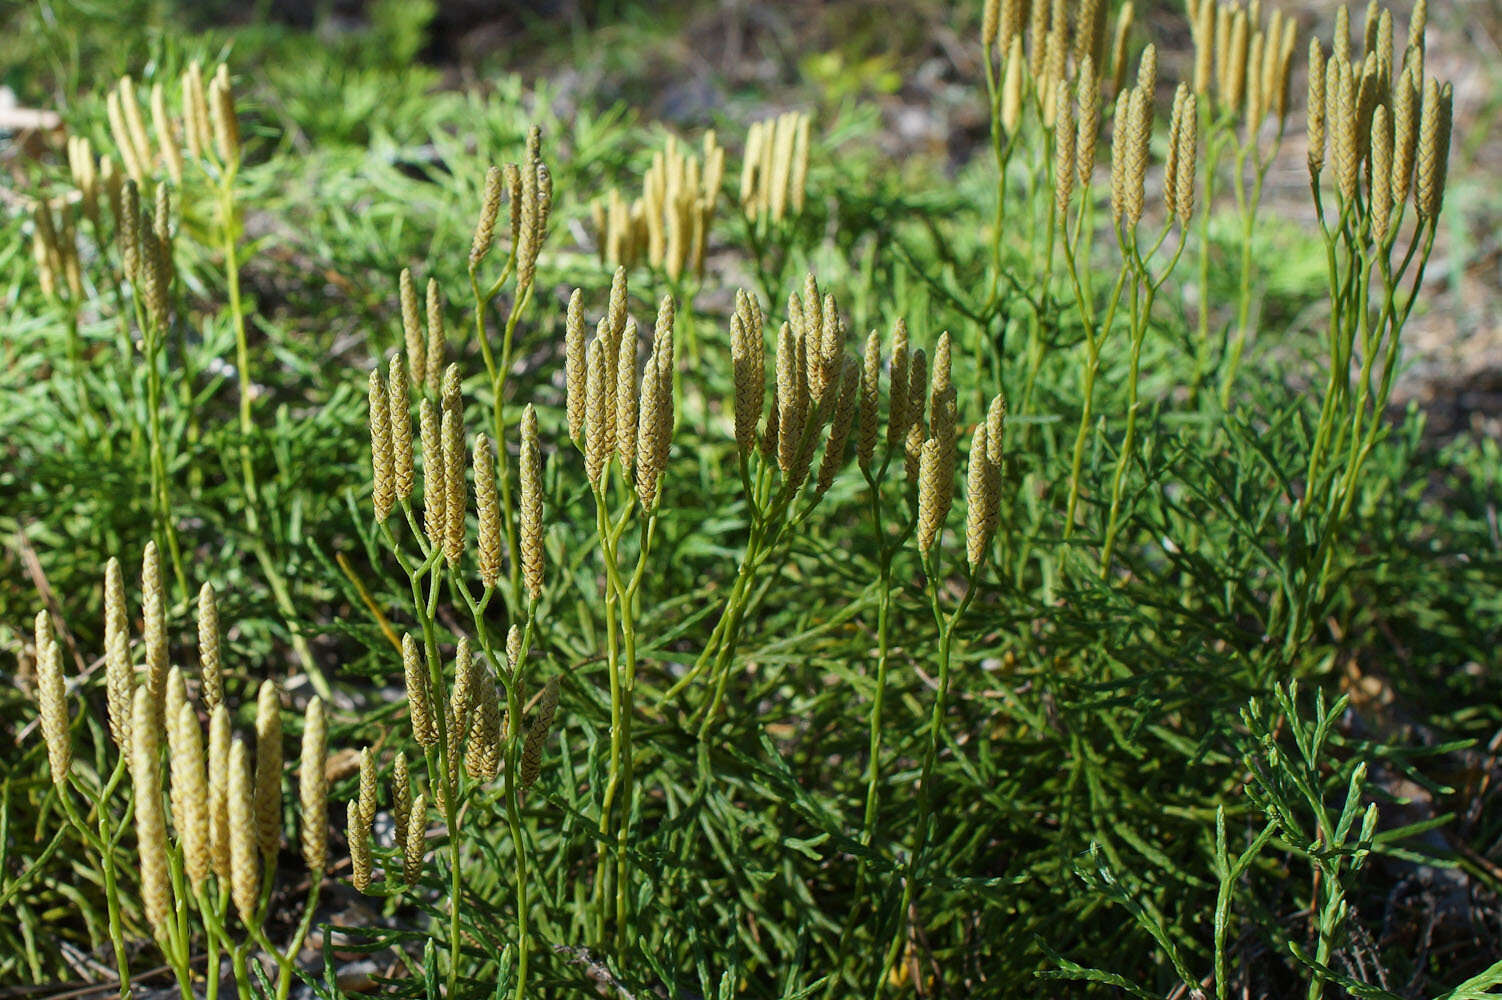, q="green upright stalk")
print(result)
[219,175,254,507]
[693,436,831,736]
[501,608,536,1000]
[97,823,131,998]
[585,475,657,949]
[1100,228,1185,575]
[824,469,898,999]
[1193,119,1228,395]
[502,722,531,998]
[62,762,131,996]
[216,172,330,698]
[492,282,535,604]
[1284,215,1438,656]
[383,517,459,991]
[230,941,253,1000]
[661,525,763,706]
[590,487,625,942]
[1297,186,1348,521]
[614,512,657,949]
[142,311,189,602]
[1062,261,1130,538]
[1333,226,1434,519]
[1217,146,1270,411]
[199,885,225,1000]
[411,565,466,997]
[980,35,1021,379]
[874,557,974,1000]
[1099,276,1150,575]
[167,839,193,997]
[662,457,793,716]
[858,535,895,855]
[695,542,764,738]
[1211,814,1277,1000]
[64,782,191,993]
[448,813,463,994]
